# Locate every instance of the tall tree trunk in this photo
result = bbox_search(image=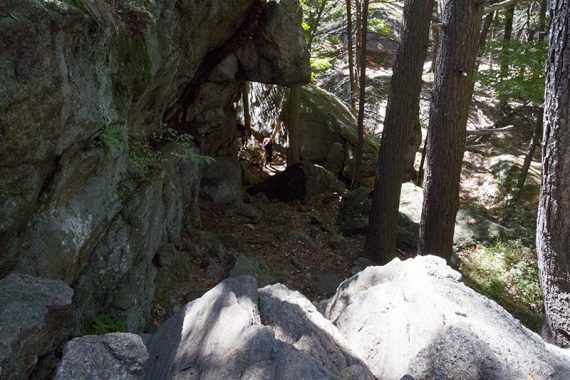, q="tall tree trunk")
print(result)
[418,0,483,261]
[537,0,570,348]
[346,0,357,113]
[364,0,434,262]
[476,11,494,71]
[355,0,362,82]
[538,0,547,43]
[286,85,302,166]
[516,107,542,190]
[430,3,441,73]
[499,4,515,108]
[479,10,494,50]
[242,81,252,132]
[351,0,369,189]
